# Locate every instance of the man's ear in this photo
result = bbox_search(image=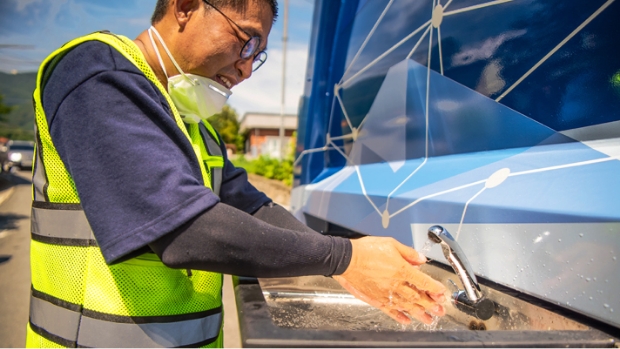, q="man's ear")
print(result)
[173,0,202,28]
